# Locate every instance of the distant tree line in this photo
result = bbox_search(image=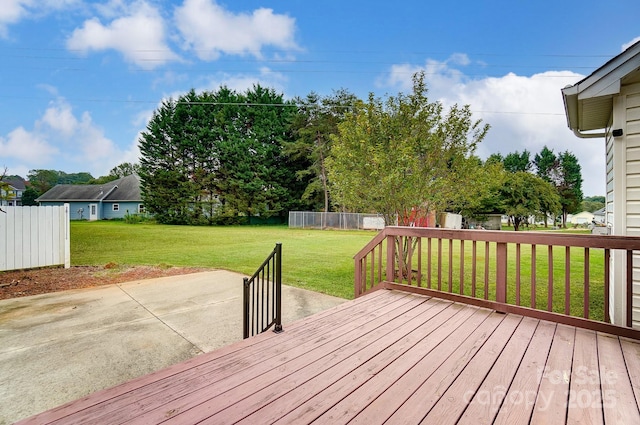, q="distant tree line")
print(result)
[463,147,583,230]
[6,73,588,229]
